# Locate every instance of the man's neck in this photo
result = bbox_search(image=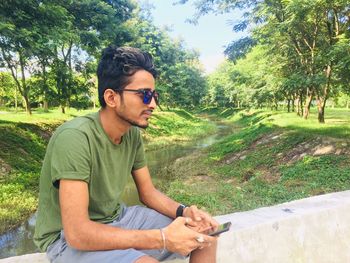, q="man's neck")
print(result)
[99,108,130,144]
